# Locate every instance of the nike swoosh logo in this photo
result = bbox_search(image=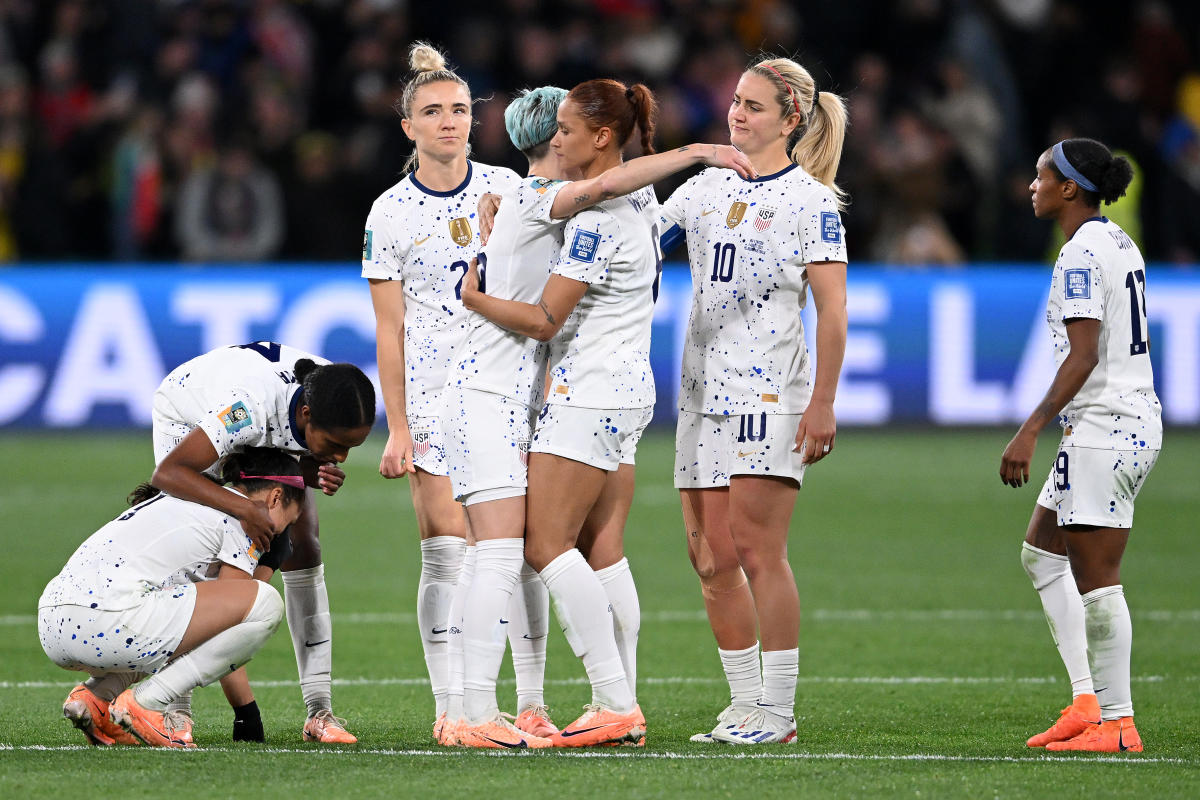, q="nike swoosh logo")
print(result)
[736,450,758,458]
[431,628,447,635]
[701,209,718,216]
[483,735,528,749]
[1118,728,1129,752]
[499,619,509,624]
[304,639,330,648]
[522,634,539,640]
[559,725,612,738]
[414,235,432,245]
